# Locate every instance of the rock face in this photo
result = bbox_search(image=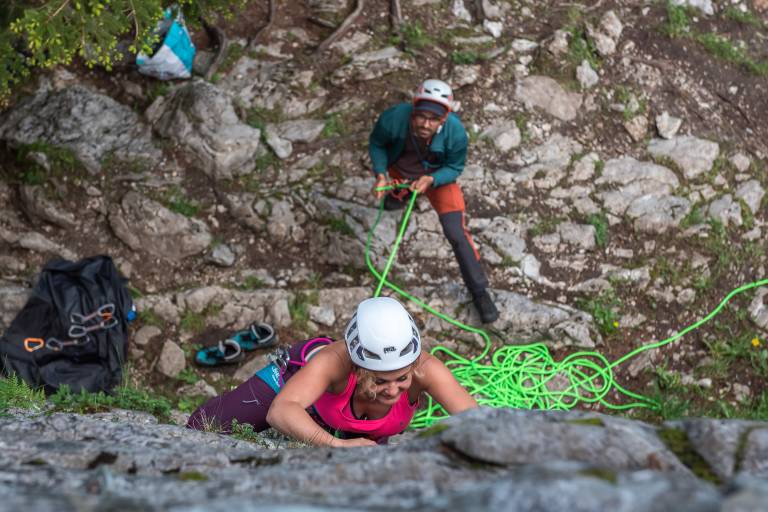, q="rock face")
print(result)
[109,192,212,260]
[330,47,414,85]
[647,136,720,180]
[2,407,768,511]
[149,79,262,179]
[0,85,162,174]
[515,76,583,121]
